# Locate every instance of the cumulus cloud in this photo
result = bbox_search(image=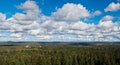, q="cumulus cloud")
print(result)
[105,2,120,12]
[96,15,120,41]
[0,0,120,42]
[18,0,41,16]
[0,0,44,38]
[92,10,101,16]
[52,3,90,22]
[101,15,114,21]
[99,15,116,28]
[5,0,43,34]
